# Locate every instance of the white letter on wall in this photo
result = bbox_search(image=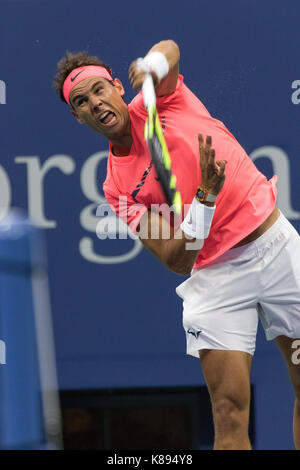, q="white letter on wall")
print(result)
[291,80,300,105]
[0,80,6,104]
[79,151,142,263]
[0,164,11,221]
[0,340,6,365]
[15,155,75,228]
[250,146,300,220]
